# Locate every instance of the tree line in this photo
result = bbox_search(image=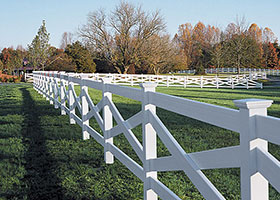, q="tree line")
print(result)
[0,20,96,75]
[0,2,279,75]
